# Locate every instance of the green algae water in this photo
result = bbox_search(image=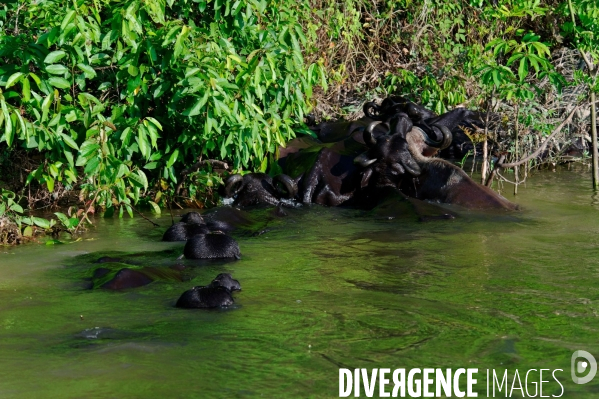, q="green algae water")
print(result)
[2,167,599,398]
